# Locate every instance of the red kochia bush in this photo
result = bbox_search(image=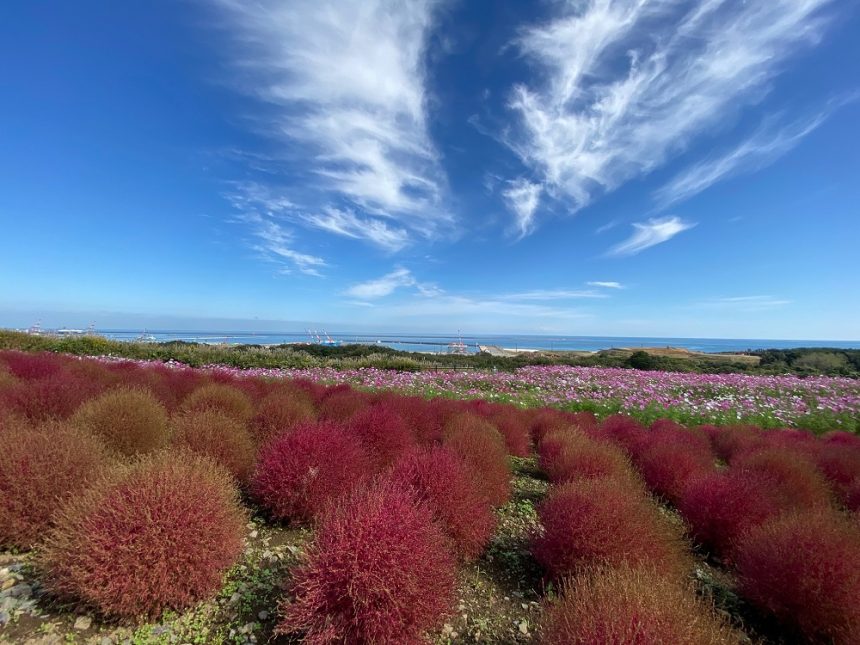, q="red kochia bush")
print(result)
[251,421,372,524]
[373,393,443,445]
[443,413,511,506]
[171,409,256,483]
[0,420,109,548]
[532,479,690,582]
[541,565,741,645]
[635,442,714,505]
[815,444,860,505]
[71,387,170,456]
[251,389,316,446]
[348,405,414,470]
[732,447,832,511]
[0,350,65,380]
[735,510,860,644]
[488,409,531,457]
[709,424,764,462]
[677,470,780,559]
[278,478,455,644]
[540,432,638,487]
[1,372,99,422]
[597,414,648,455]
[317,387,370,423]
[181,383,255,423]
[389,446,496,560]
[38,451,246,620]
